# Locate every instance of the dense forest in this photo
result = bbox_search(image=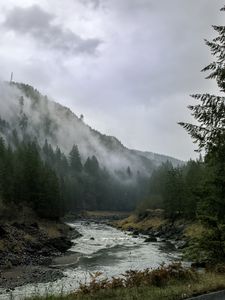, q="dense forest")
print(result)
[138,158,204,219]
[0,132,149,219]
